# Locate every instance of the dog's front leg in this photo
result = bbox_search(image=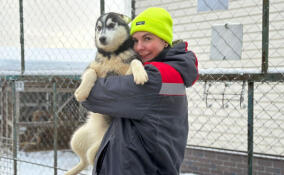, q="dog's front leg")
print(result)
[127,59,148,85]
[74,68,97,102]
